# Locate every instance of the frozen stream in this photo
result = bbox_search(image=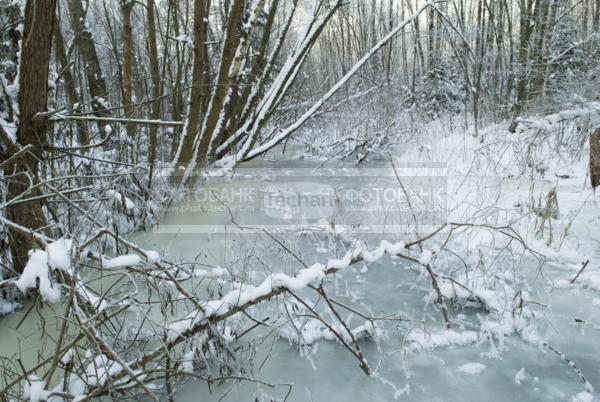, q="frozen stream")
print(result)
[1,140,599,402]
[128,149,600,402]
